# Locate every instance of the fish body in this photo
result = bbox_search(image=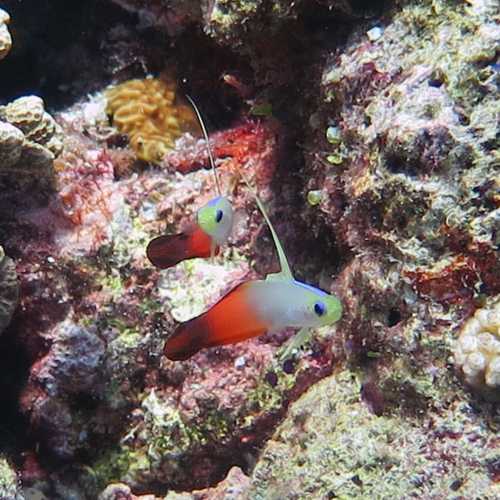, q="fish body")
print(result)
[146,94,235,270]
[146,196,233,269]
[164,279,342,360]
[146,225,215,269]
